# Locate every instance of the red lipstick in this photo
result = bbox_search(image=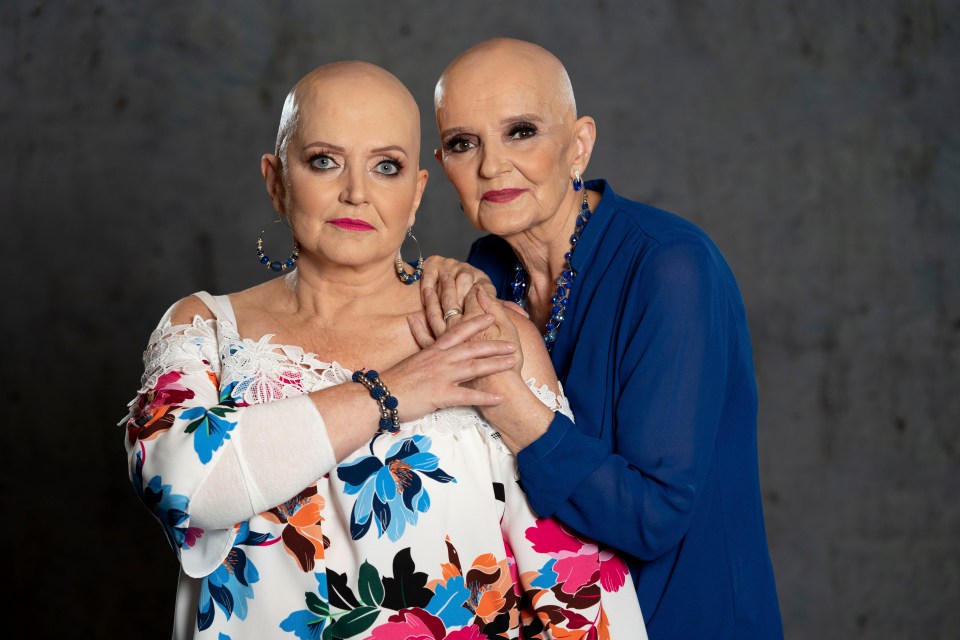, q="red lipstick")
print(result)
[328,218,374,231]
[481,188,528,203]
